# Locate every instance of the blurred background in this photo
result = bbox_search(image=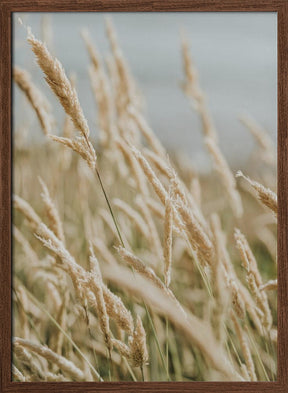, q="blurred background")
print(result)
[13,12,277,171]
